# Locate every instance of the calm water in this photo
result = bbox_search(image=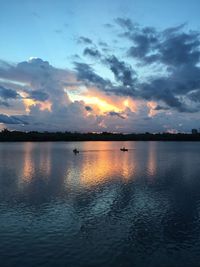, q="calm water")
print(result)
[0,141,200,267]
